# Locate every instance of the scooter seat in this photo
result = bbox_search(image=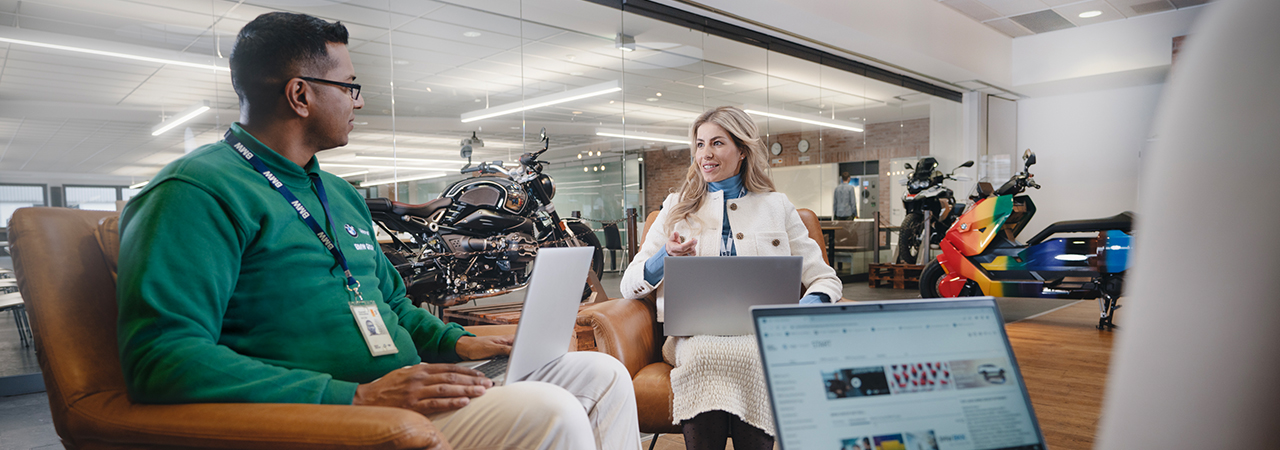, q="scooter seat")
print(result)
[366,197,453,219]
[1025,211,1134,246]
